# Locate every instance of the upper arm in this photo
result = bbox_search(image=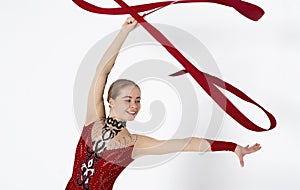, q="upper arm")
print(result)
[132,135,192,159]
[85,69,109,125]
[84,30,129,126]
